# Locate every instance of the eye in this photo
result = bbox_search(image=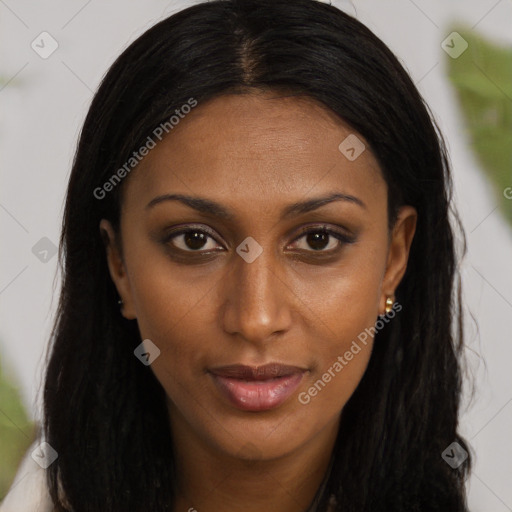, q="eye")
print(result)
[164,225,224,253]
[162,224,356,256]
[289,225,356,253]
